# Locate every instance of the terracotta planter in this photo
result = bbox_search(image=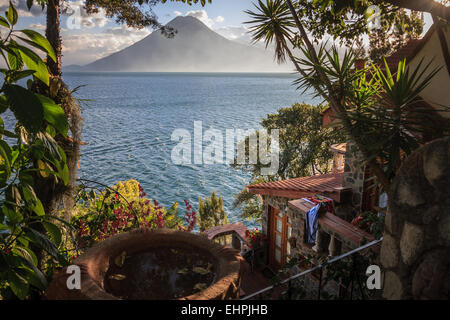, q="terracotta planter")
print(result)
[45,229,247,300]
